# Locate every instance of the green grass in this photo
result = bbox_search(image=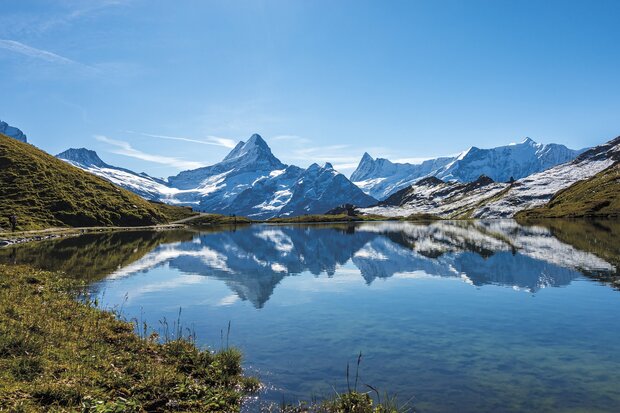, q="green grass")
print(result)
[185,214,253,226]
[0,264,259,412]
[273,391,406,412]
[0,134,188,230]
[516,163,620,219]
